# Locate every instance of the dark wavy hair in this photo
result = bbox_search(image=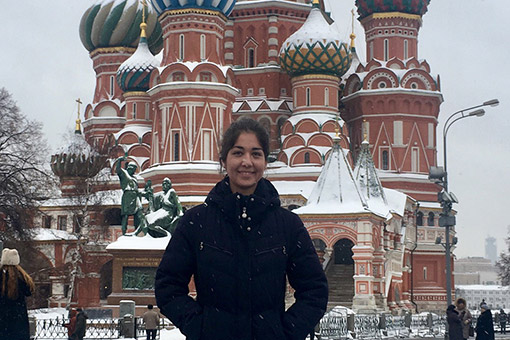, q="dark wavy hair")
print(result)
[219,118,270,165]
